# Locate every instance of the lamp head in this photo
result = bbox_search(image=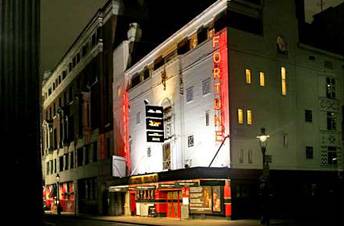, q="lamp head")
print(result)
[56,174,60,182]
[144,99,149,105]
[256,128,270,148]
